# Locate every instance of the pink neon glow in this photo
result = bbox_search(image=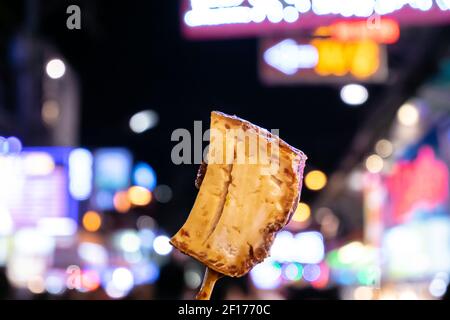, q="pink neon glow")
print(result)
[385,146,449,224]
[181,1,450,40]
